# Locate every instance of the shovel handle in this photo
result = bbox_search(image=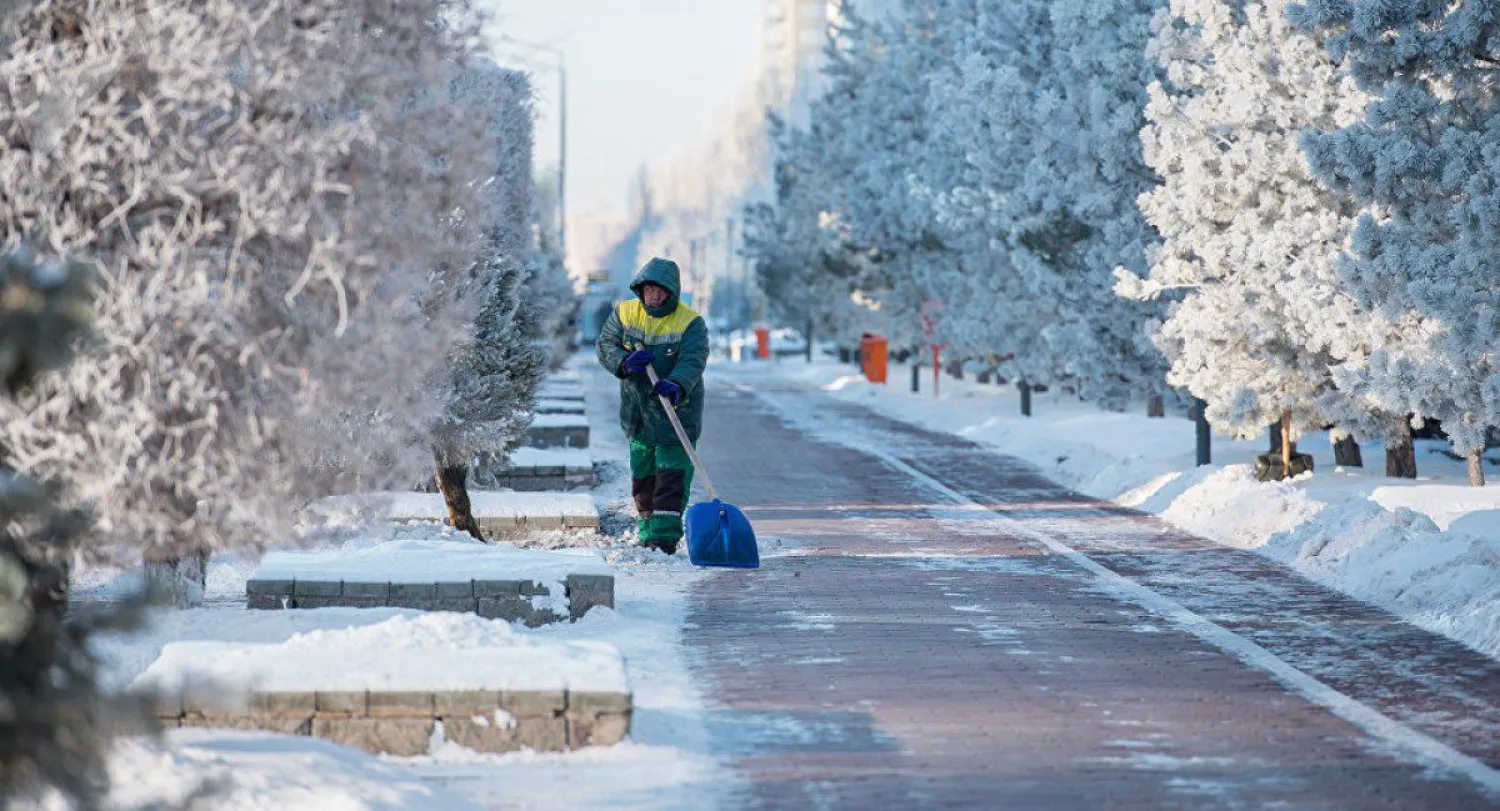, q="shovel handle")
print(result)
[636,344,719,501]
